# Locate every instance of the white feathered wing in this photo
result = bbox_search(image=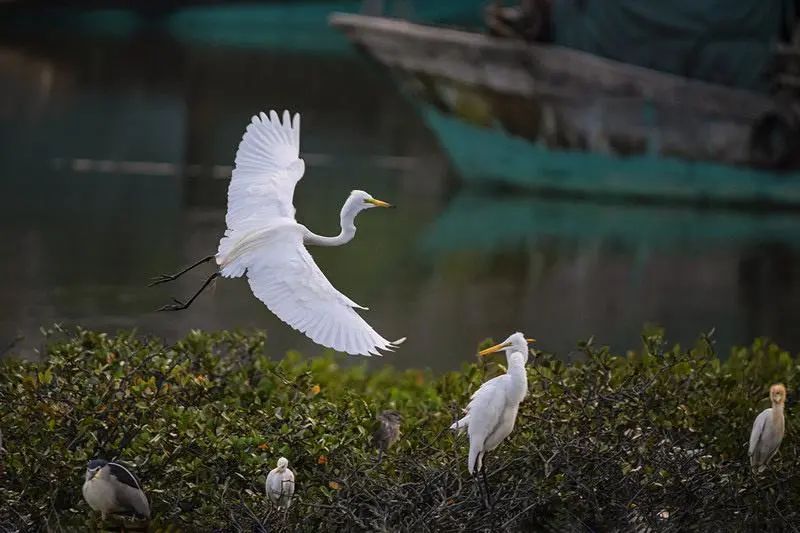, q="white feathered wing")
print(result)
[216,110,398,356]
[461,375,512,474]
